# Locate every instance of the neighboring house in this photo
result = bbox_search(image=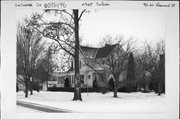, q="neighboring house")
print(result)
[17,75,25,91]
[17,75,43,91]
[50,44,127,88]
